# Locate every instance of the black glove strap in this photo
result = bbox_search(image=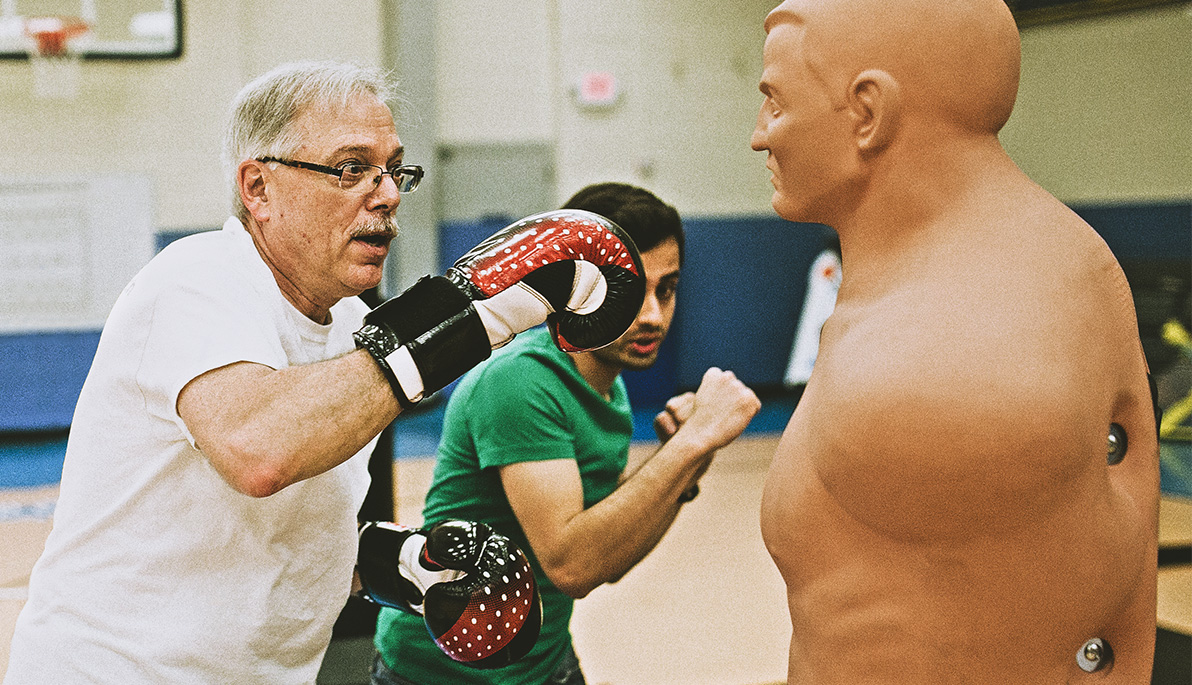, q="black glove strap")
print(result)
[354,276,491,406]
[353,325,417,410]
[409,307,491,397]
[357,521,424,614]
